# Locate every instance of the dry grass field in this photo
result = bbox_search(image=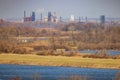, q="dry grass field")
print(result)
[0,54,120,69]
